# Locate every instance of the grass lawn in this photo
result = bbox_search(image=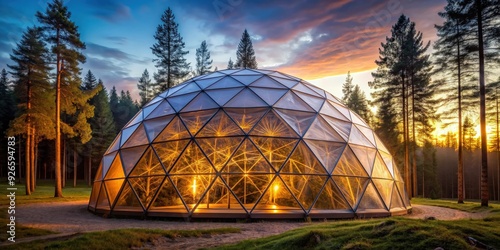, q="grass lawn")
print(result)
[2,228,241,250]
[411,197,500,213]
